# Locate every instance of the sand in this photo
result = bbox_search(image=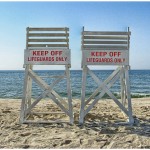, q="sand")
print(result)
[0,98,150,148]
